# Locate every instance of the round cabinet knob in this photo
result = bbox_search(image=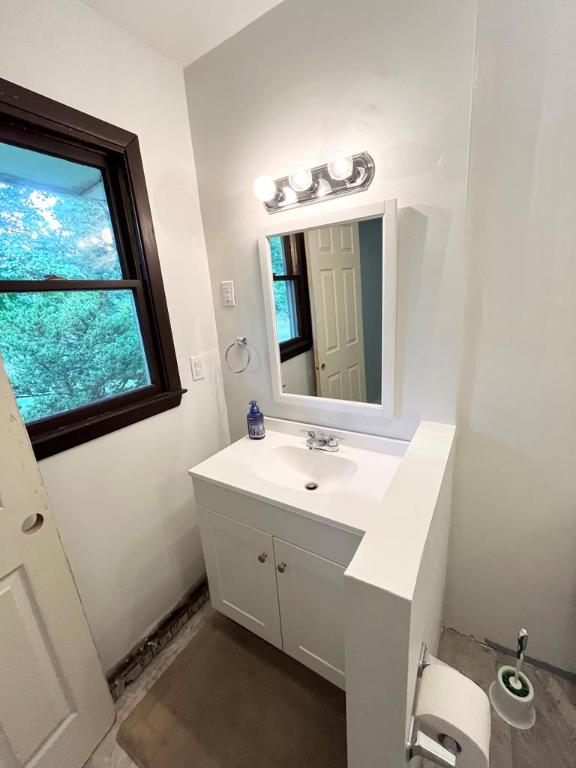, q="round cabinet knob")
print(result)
[277,562,287,573]
[258,553,268,563]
